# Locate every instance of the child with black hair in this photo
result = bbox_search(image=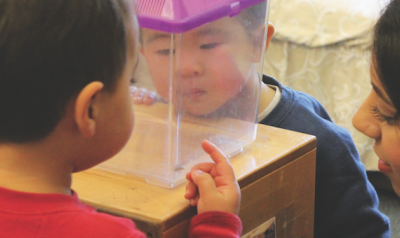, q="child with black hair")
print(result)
[353,0,400,199]
[0,0,242,237]
[134,2,391,237]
